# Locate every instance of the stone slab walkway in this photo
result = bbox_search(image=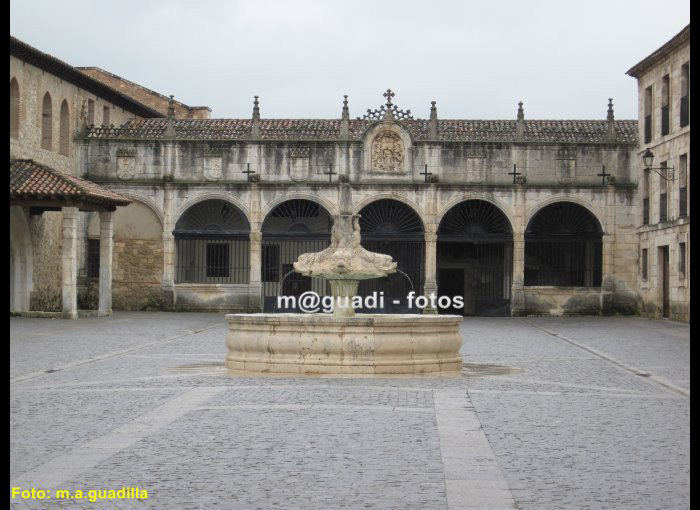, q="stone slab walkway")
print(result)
[10,313,689,509]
